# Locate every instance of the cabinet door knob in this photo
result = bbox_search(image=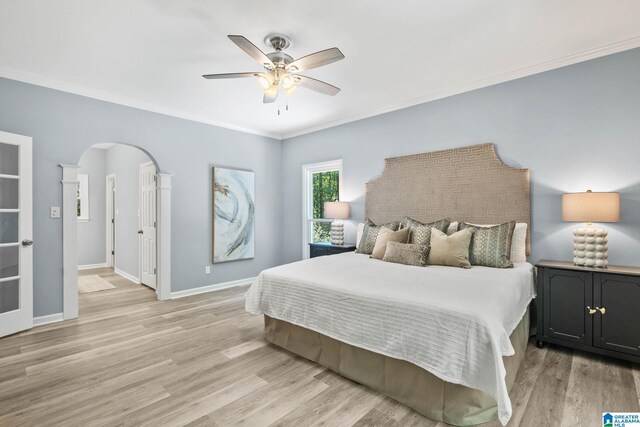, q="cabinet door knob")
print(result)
[597,306,606,315]
[587,306,596,315]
